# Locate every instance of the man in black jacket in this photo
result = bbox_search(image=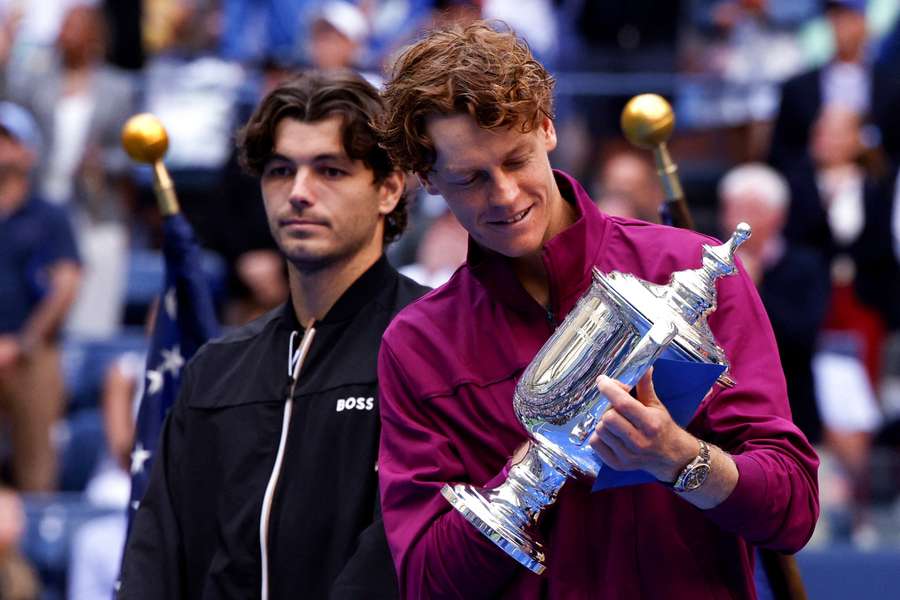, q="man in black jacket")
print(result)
[118,71,428,599]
